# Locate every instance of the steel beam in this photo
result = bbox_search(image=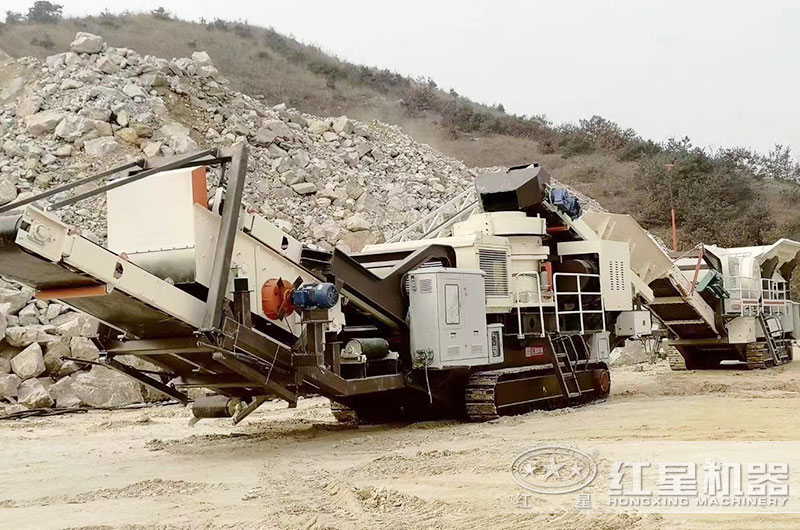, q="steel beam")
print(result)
[0,159,144,215]
[101,357,189,404]
[49,148,217,210]
[211,352,297,405]
[231,396,270,425]
[203,143,248,330]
